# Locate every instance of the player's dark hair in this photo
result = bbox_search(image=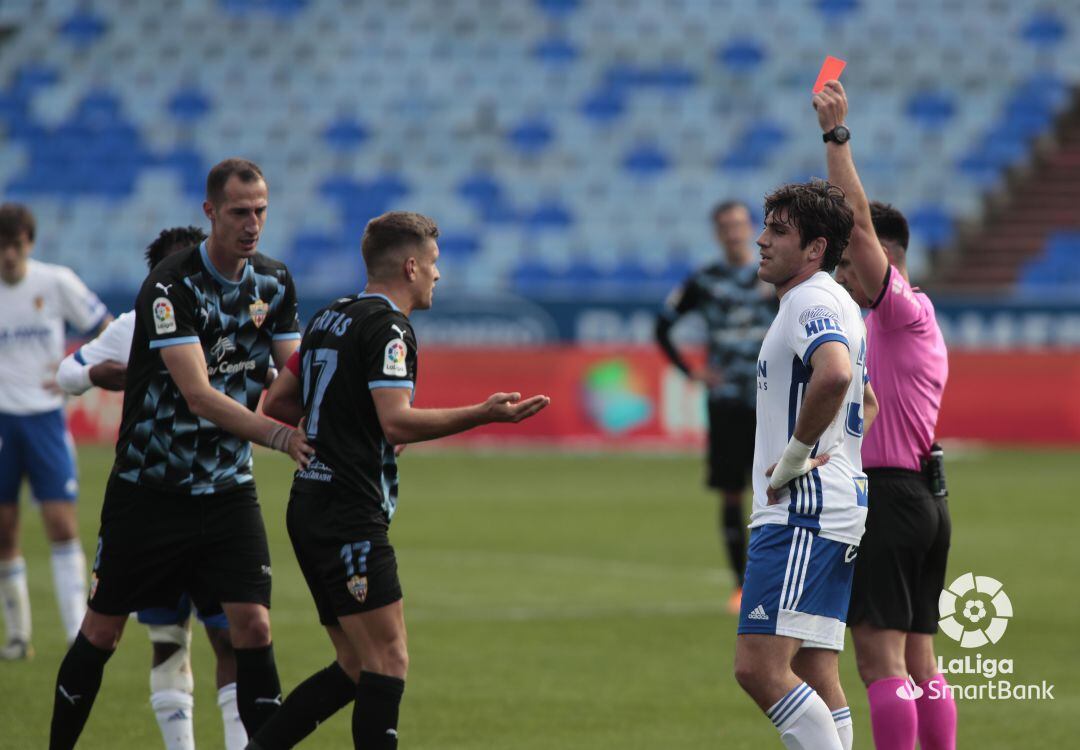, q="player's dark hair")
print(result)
[763,180,853,273]
[145,226,207,270]
[0,202,36,243]
[869,201,909,252]
[361,211,440,280]
[711,199,749,222]
[206,158,265,206]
